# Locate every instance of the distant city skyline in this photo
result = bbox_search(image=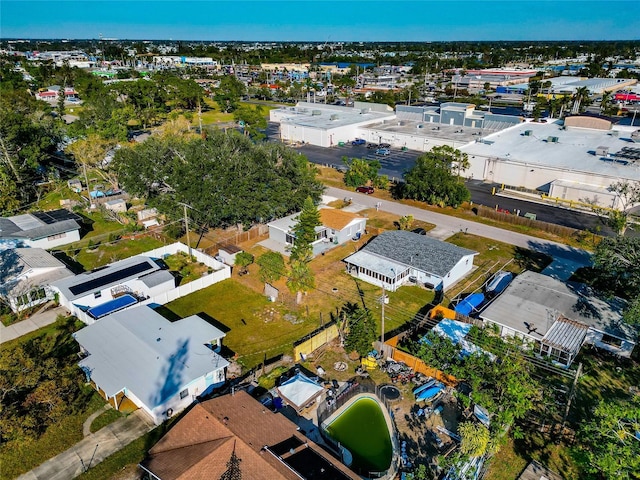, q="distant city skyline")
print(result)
[2,1,639,42]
